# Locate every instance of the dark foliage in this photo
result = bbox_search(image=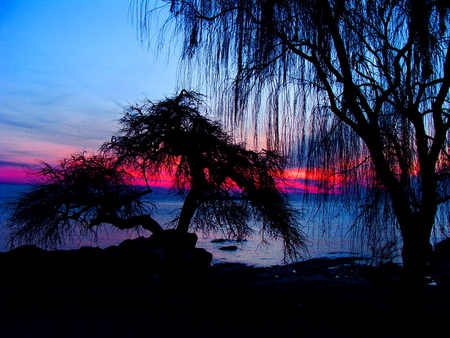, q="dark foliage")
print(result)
[103,91,306,260]
[3,152,156,249]
[3,92,305,261]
